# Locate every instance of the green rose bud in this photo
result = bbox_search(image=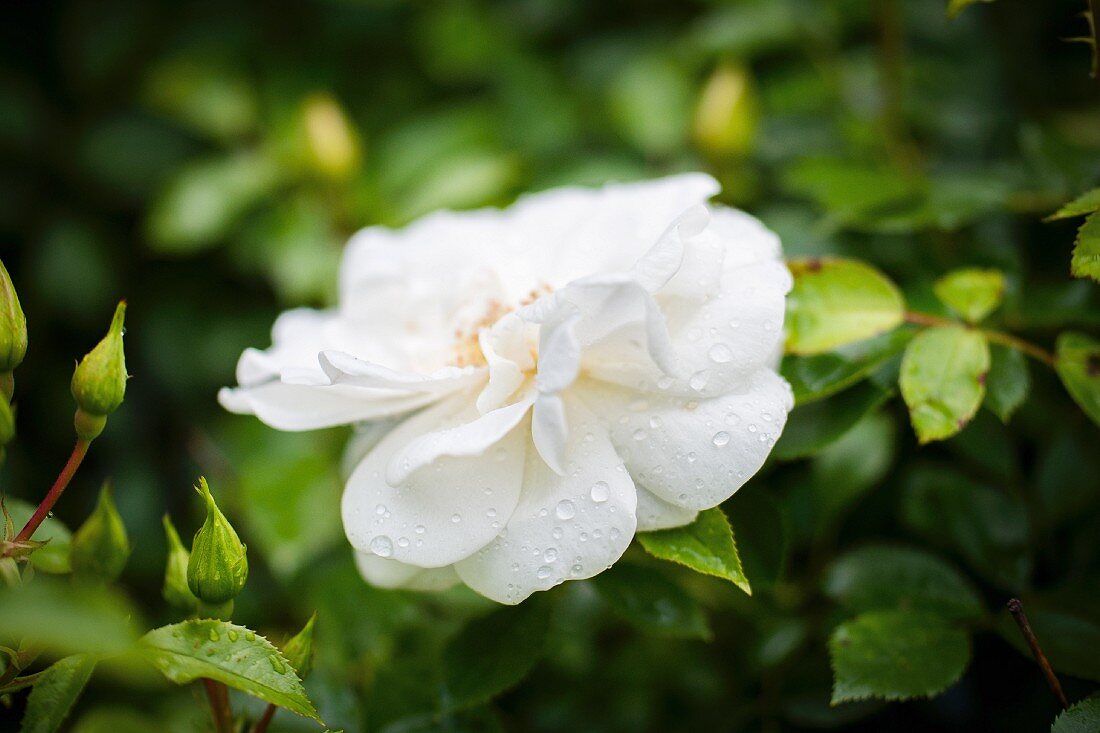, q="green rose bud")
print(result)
[281,612,317,679]
[187,477,248,605]
[0,259,27,382]
[162,514,199,612]
[70,483,131,582]
[71,301,127,441]
[0,397,14,448]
